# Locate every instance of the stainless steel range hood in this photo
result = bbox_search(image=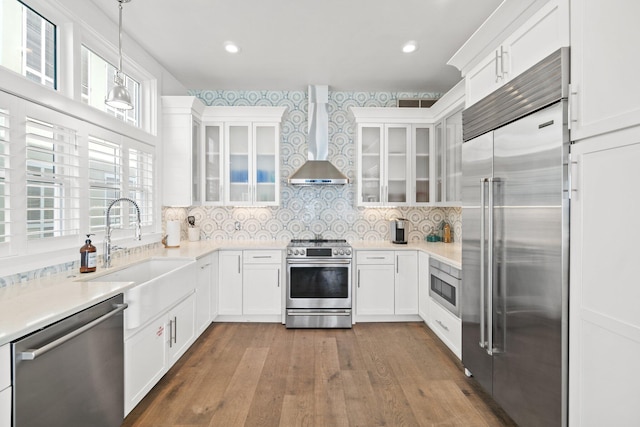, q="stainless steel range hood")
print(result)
[288,85,350,185]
